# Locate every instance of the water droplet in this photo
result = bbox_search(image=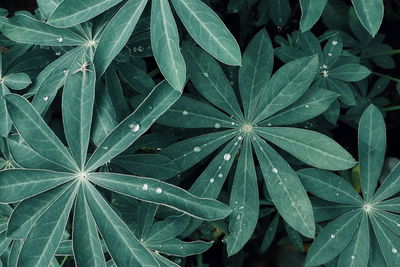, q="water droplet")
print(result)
[278,181,283,185]
[231,122,235,125]
[209,178,215,183]
[63,69,68,75]
[55,51,61,56]
[305,104,310,108]
[328,53,333,57]
[336,193,339,196]
[103,146,108,150]
[214,122,221,129]
[330,234,336,239]
[129,123,140,132]
[332,40,338,46]
[236,214,241,220]
[396,223,400,227]
[392,248,398,254]
[218,166,222,170]
[140,238,144,242]
[57,37,63,43]
[142,184,149,190]
[239,205,244,209]
[234,201,239,205]
[234,142,238,146]
[272,168,278,174]
[223,153,231,161]
[323,64,328,69]
[43,96,49,101]
[180,246,184,249]
[203,72,209,78]
[155,187,162,194]
[238,136,243,140]
[218,173,223,178]
[193,146,201,153]
[267,123,272,126]
[182,110,188,116]
[351,255,355,260]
